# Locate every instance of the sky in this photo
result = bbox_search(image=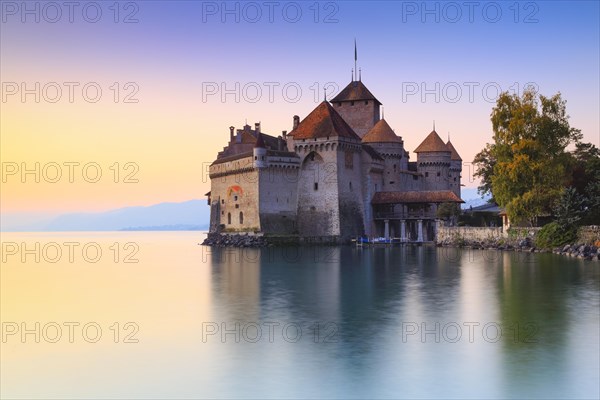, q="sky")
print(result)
[1,0,599,218]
